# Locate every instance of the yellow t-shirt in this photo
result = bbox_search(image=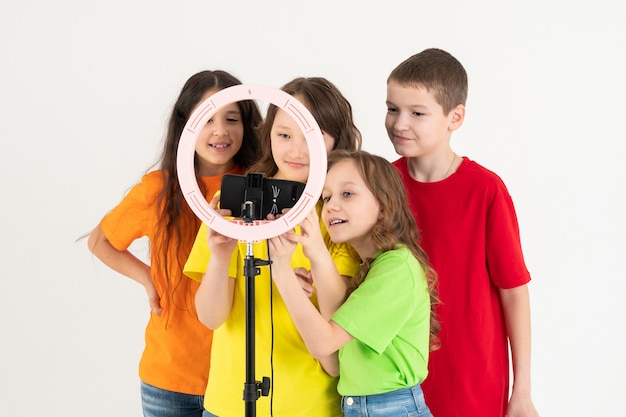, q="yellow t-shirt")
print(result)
[184,202,359,416]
